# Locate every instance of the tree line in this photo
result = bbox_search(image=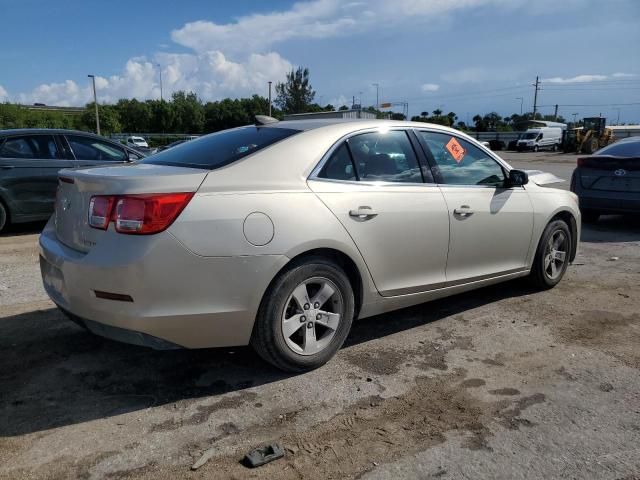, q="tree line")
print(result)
[0,66,570,136]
